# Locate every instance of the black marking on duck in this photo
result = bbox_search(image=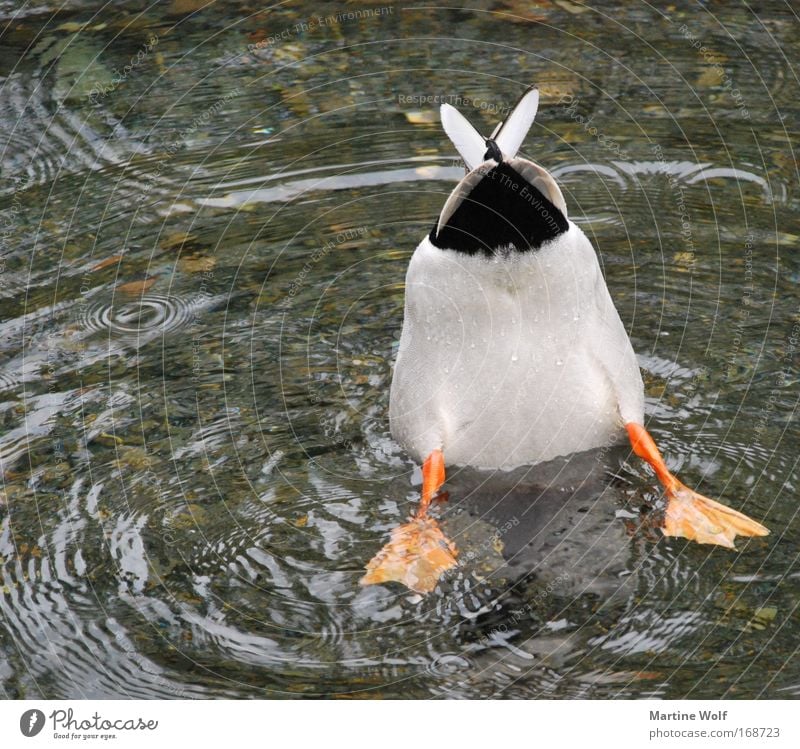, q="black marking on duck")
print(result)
[483,138,502,162]
[430,161,568,256]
